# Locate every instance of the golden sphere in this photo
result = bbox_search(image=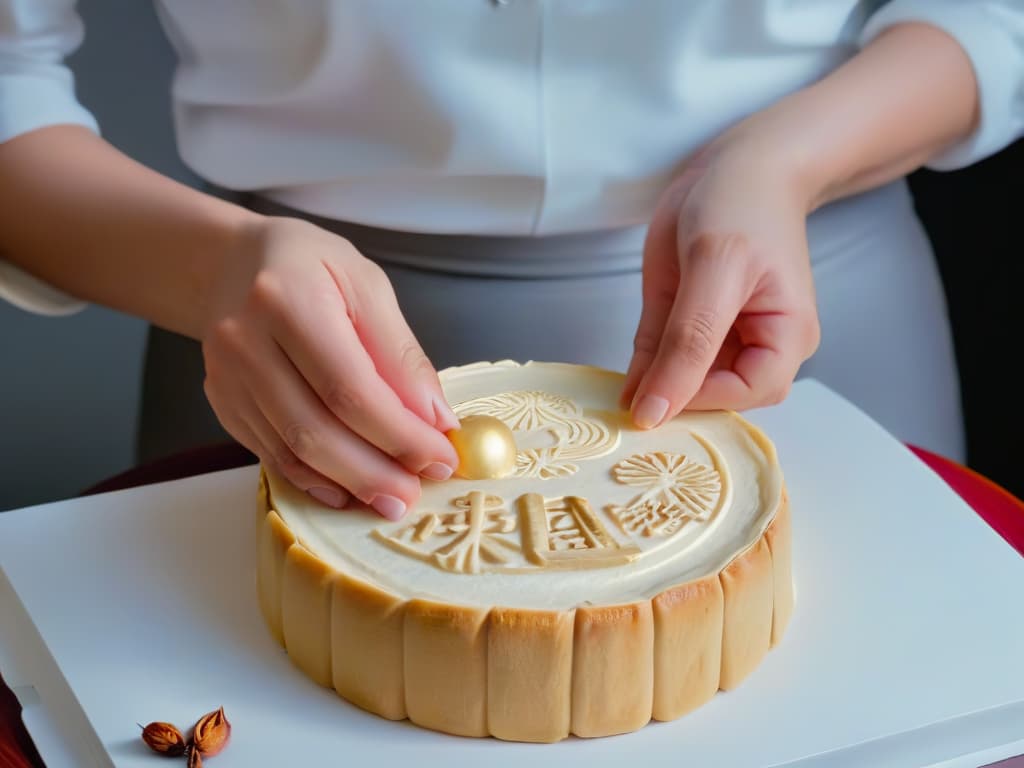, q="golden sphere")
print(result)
[446,415,517,480]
